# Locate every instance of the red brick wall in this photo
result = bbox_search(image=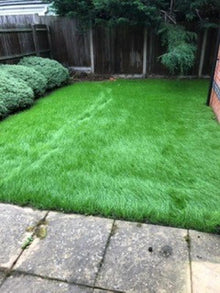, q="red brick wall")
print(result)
[210,45,220,122]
